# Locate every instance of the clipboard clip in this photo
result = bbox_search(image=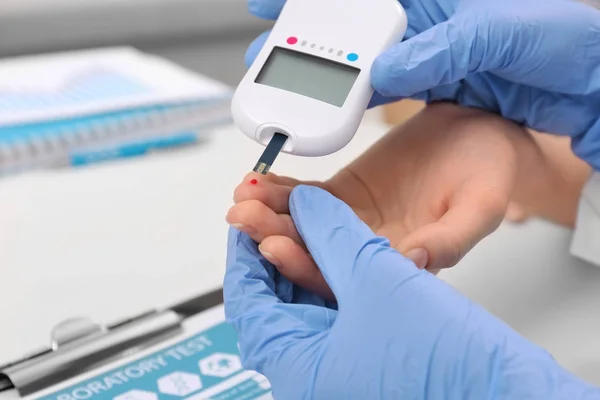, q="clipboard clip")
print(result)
[0,288,223,397]
[0,309,184,396]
